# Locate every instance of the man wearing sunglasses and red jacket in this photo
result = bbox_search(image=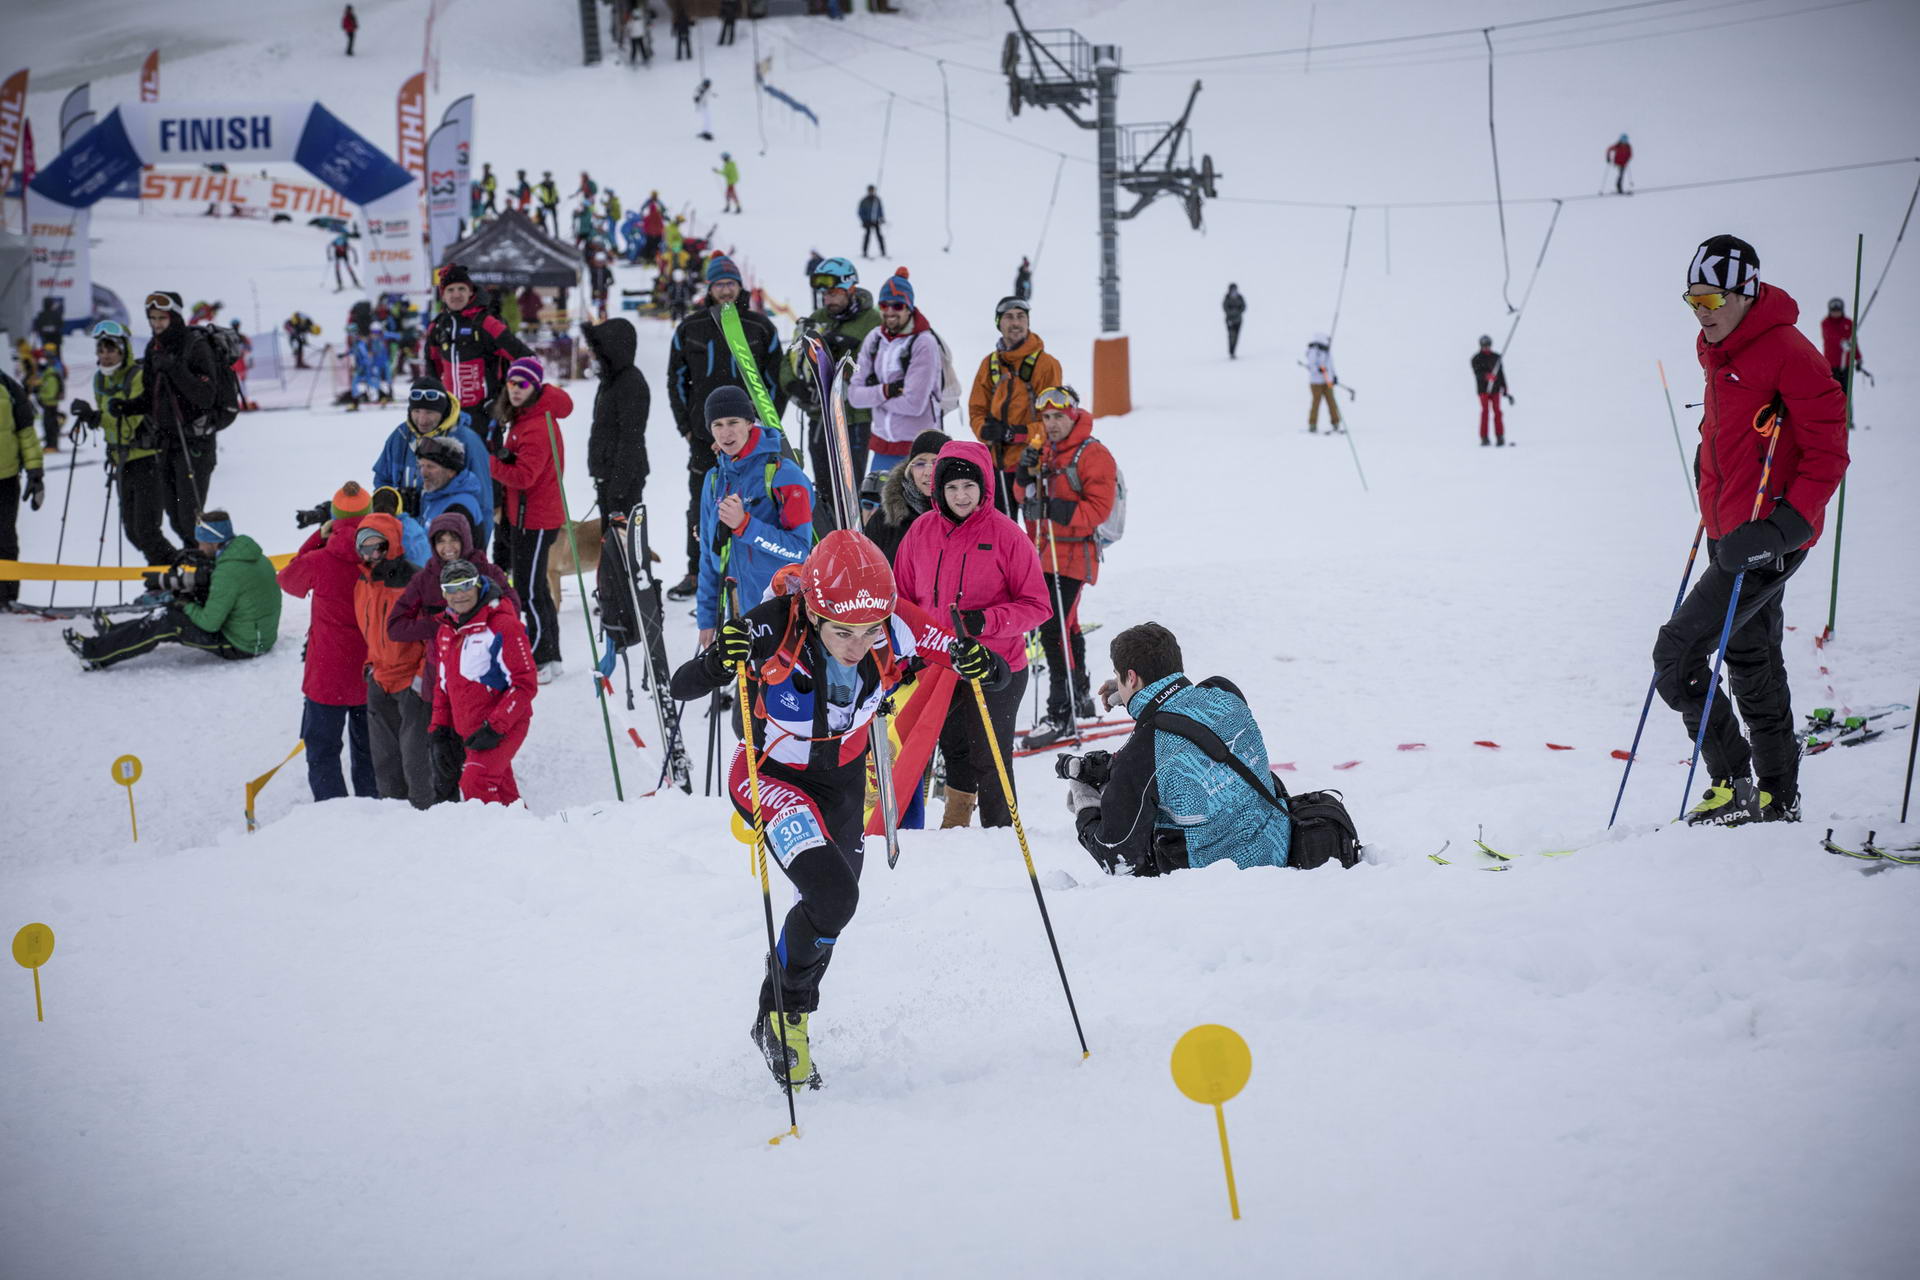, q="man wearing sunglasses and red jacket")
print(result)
[1654,234,1848,828]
